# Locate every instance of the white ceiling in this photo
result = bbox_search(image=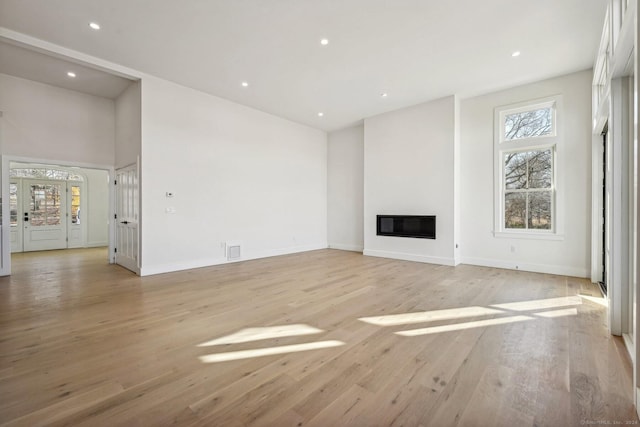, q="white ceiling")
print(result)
[0,40,133,99]
[0,0,607,132]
